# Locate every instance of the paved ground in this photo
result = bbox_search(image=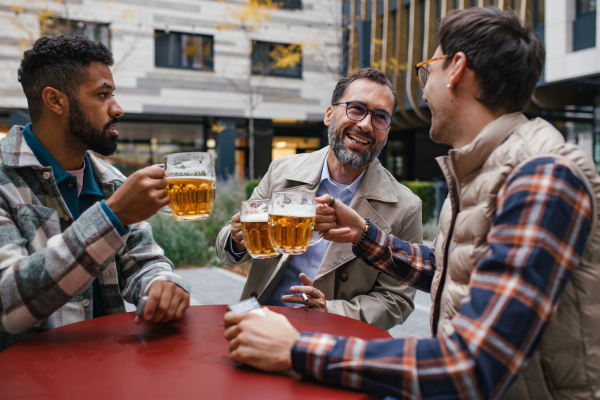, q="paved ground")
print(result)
[127,266,432,339]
